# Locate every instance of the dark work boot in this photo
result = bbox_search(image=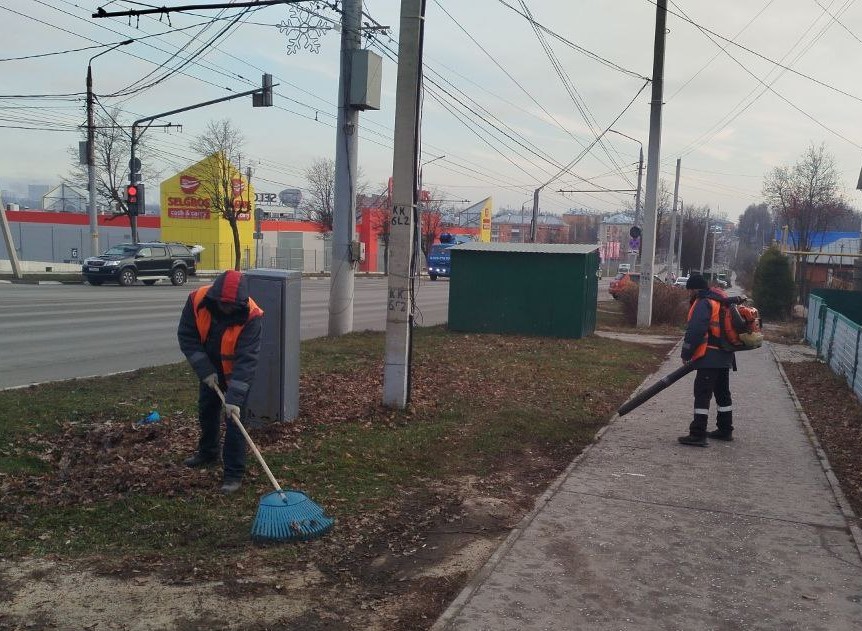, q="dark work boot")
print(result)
[708,429,733,441]
[678,433,708,447]
[183,453,218,468]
